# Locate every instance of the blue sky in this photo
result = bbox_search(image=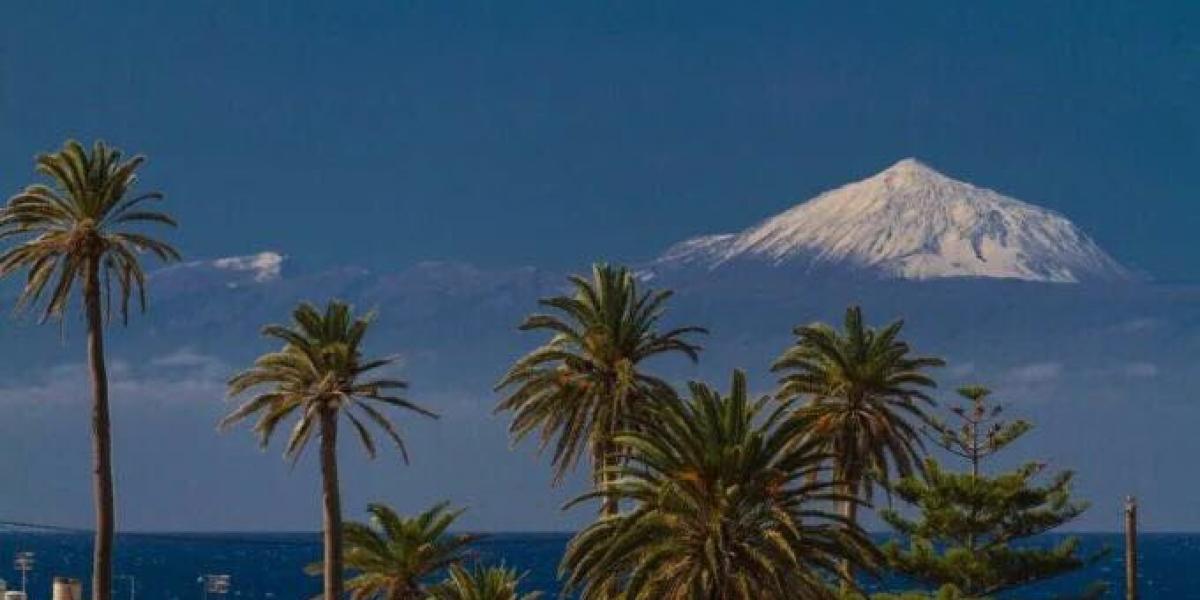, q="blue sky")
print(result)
[2,1,1197,278]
